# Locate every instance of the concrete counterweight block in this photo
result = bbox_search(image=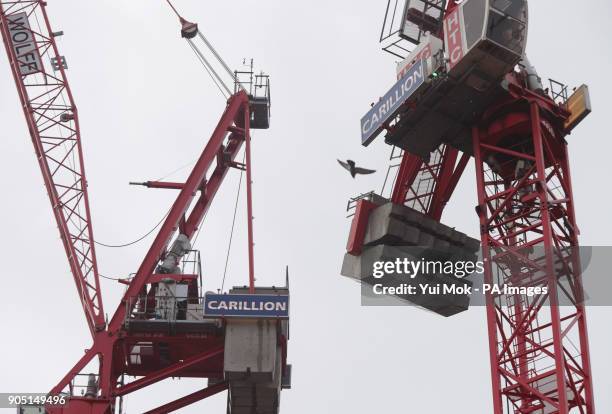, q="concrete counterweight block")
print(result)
[224,318,280,382]
[229,373,282,414]
[363,202,480,255]
[342,202,481,316]
[225,319,283,413]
